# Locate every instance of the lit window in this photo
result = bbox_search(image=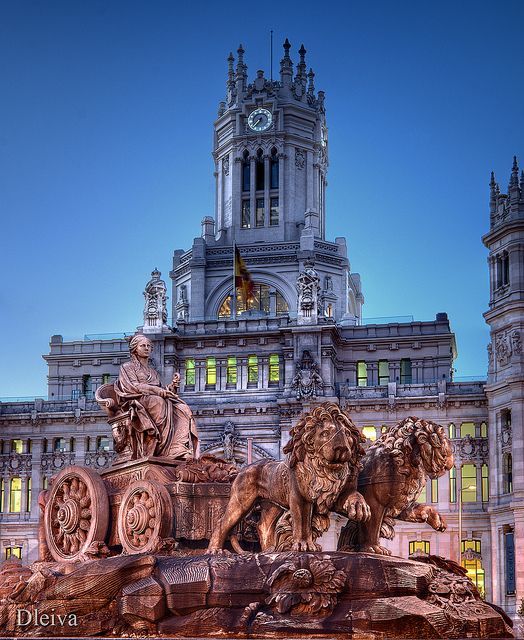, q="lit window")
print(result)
[26,477,31,512]
[241,200,251,228]
[357,361,367,386]
[460,422,475,438]
[226,357,237,385]
[269,354,280,384]
[450,466,457,503]
[42,476,49,490]
[416,485,427,503]
[461,539,485,594]
[102,373,111,384]
[481,464,489,502]
[400,359,412,384]
[256,198,264,227]
[185,359,196,387]
[248,355,258,384]
[0,478,4,513]
[362,426,376,441]
[218,284,289,318]
[480,422,488,437]
[326,303,333,317]
[409,540,430,556]
[206,357,217,387]
[97,437,110,451]
[461,464,477,502]
[54,438,66,452]
[378,360,389,385]
[270,197,279,226]
[503,453,513,494]
[9,477,22,512]
[5,546,22,560]
[431,477,438,503]
[11,440,23,454]
[449,423,456,438]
